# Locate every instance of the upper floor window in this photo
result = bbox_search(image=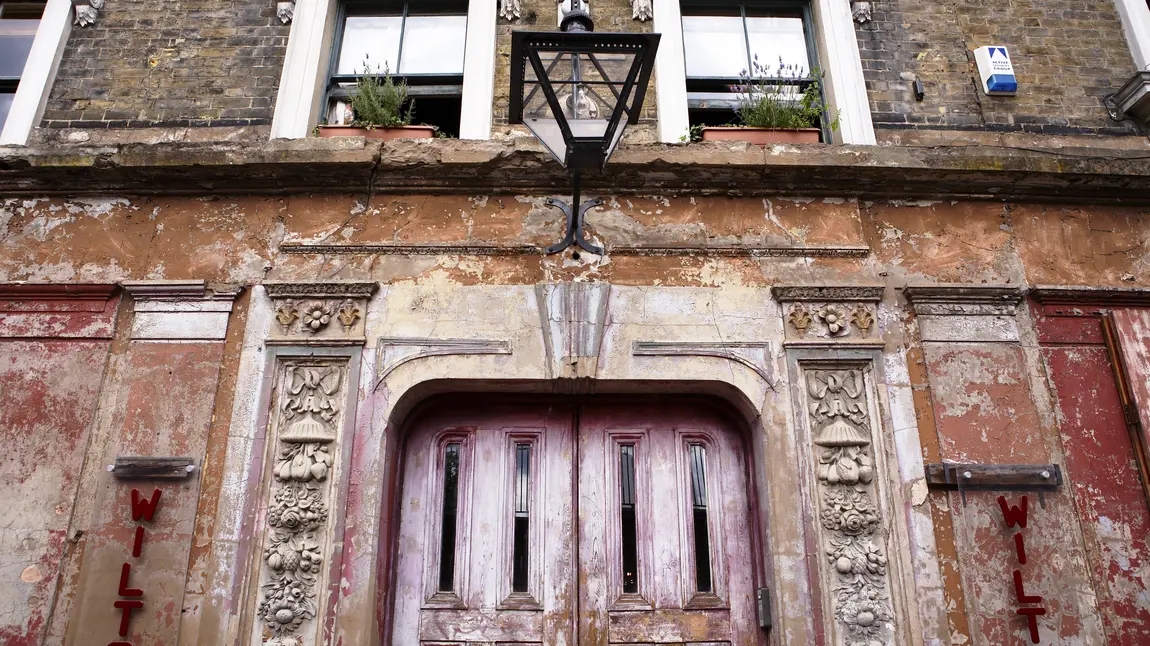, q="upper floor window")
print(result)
[681,1,822,132]
[325,0,467,136]
[0,1,45,131]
